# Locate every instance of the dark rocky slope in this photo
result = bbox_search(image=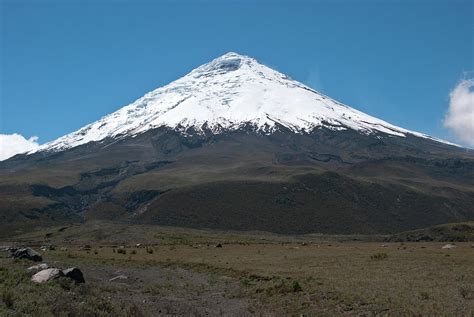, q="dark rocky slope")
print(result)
[1,126,473,234]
